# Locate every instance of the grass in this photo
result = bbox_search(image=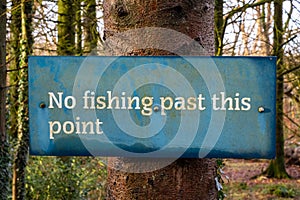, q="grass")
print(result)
[224,182,300,199]
[222,159,300,200]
